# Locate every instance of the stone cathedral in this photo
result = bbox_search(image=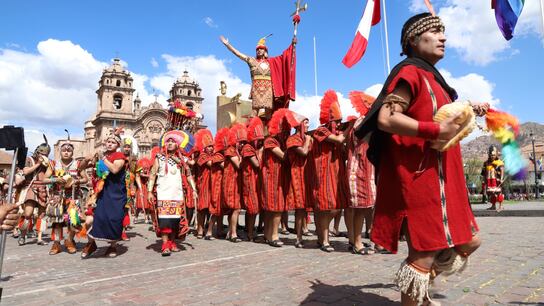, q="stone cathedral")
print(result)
[53,58,204,159]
